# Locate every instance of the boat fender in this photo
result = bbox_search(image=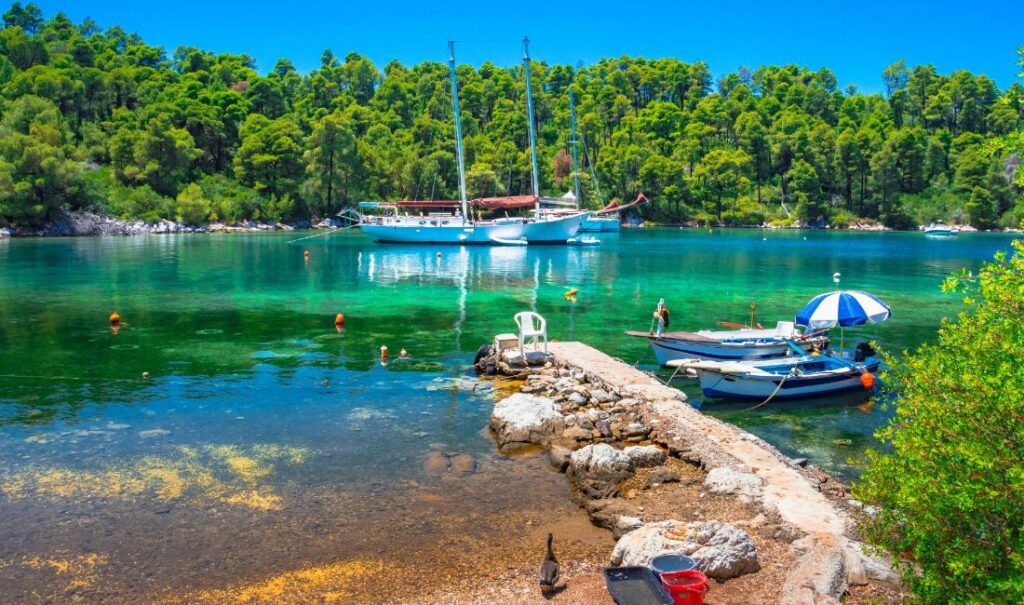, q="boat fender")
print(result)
[109,312,120,326]
[473,344,493,366]
[860,371,875,390]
